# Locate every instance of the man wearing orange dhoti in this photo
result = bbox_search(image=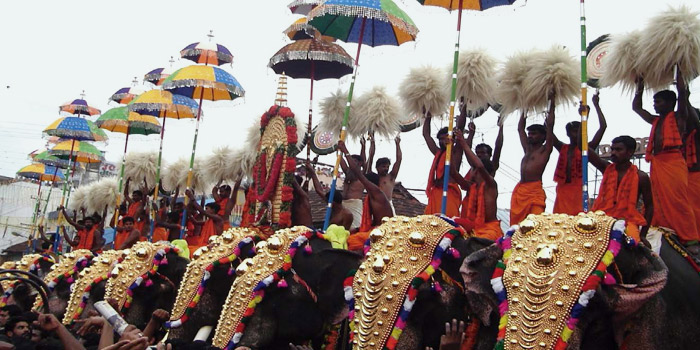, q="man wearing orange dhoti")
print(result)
[423,114,462,217]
